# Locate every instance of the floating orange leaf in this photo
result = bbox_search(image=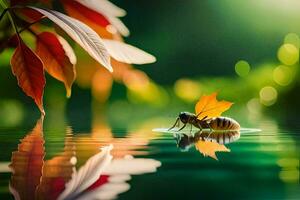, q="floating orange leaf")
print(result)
[10,37,45,114]
[195,140,230,160]
[36,31,76,97]
[195,92,233,120]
